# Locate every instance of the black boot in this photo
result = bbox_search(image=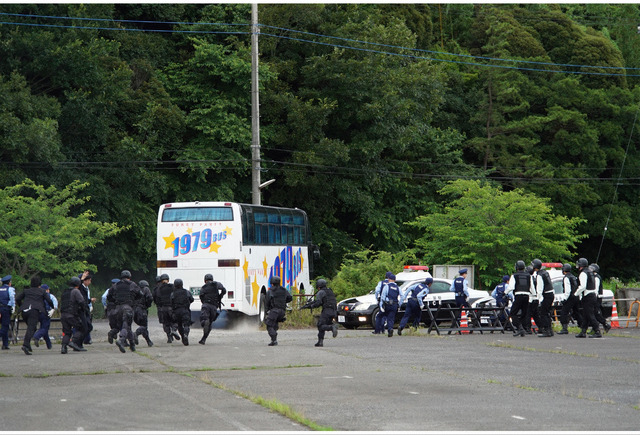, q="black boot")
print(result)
[108,329,116,344]
[166,333,173,343]
[134,331,140,345]
[61,344,68,354]
[332,323,339,338]
[315,339,324,347]
[21,345,32,355]
[398,327,403,336]
[69,341,86,352]
[588,330,603,338]
[557,324,569,335]
[115,339,127,353]
[182,335,189,346]
[575,330,587,338]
